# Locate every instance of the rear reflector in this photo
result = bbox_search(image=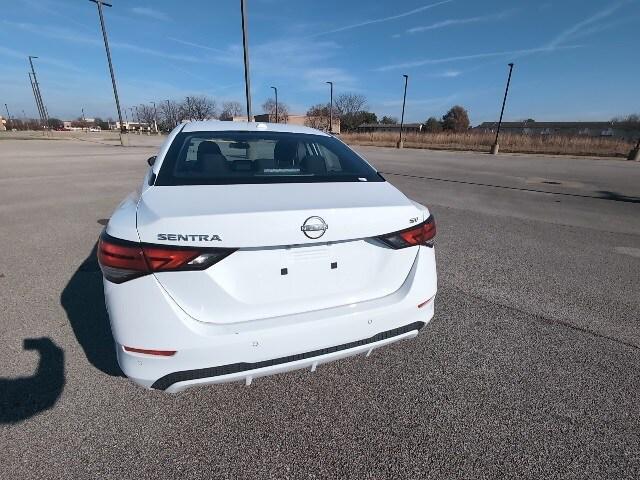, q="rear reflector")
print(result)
[377,215,436,249]
[418,297,433,309]
[98,232,236,284]
[123,346,176,357]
